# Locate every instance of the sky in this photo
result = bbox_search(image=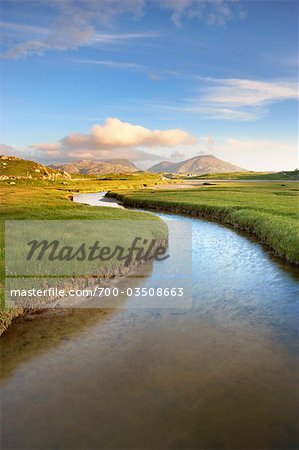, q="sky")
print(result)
[0,0,298,171]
